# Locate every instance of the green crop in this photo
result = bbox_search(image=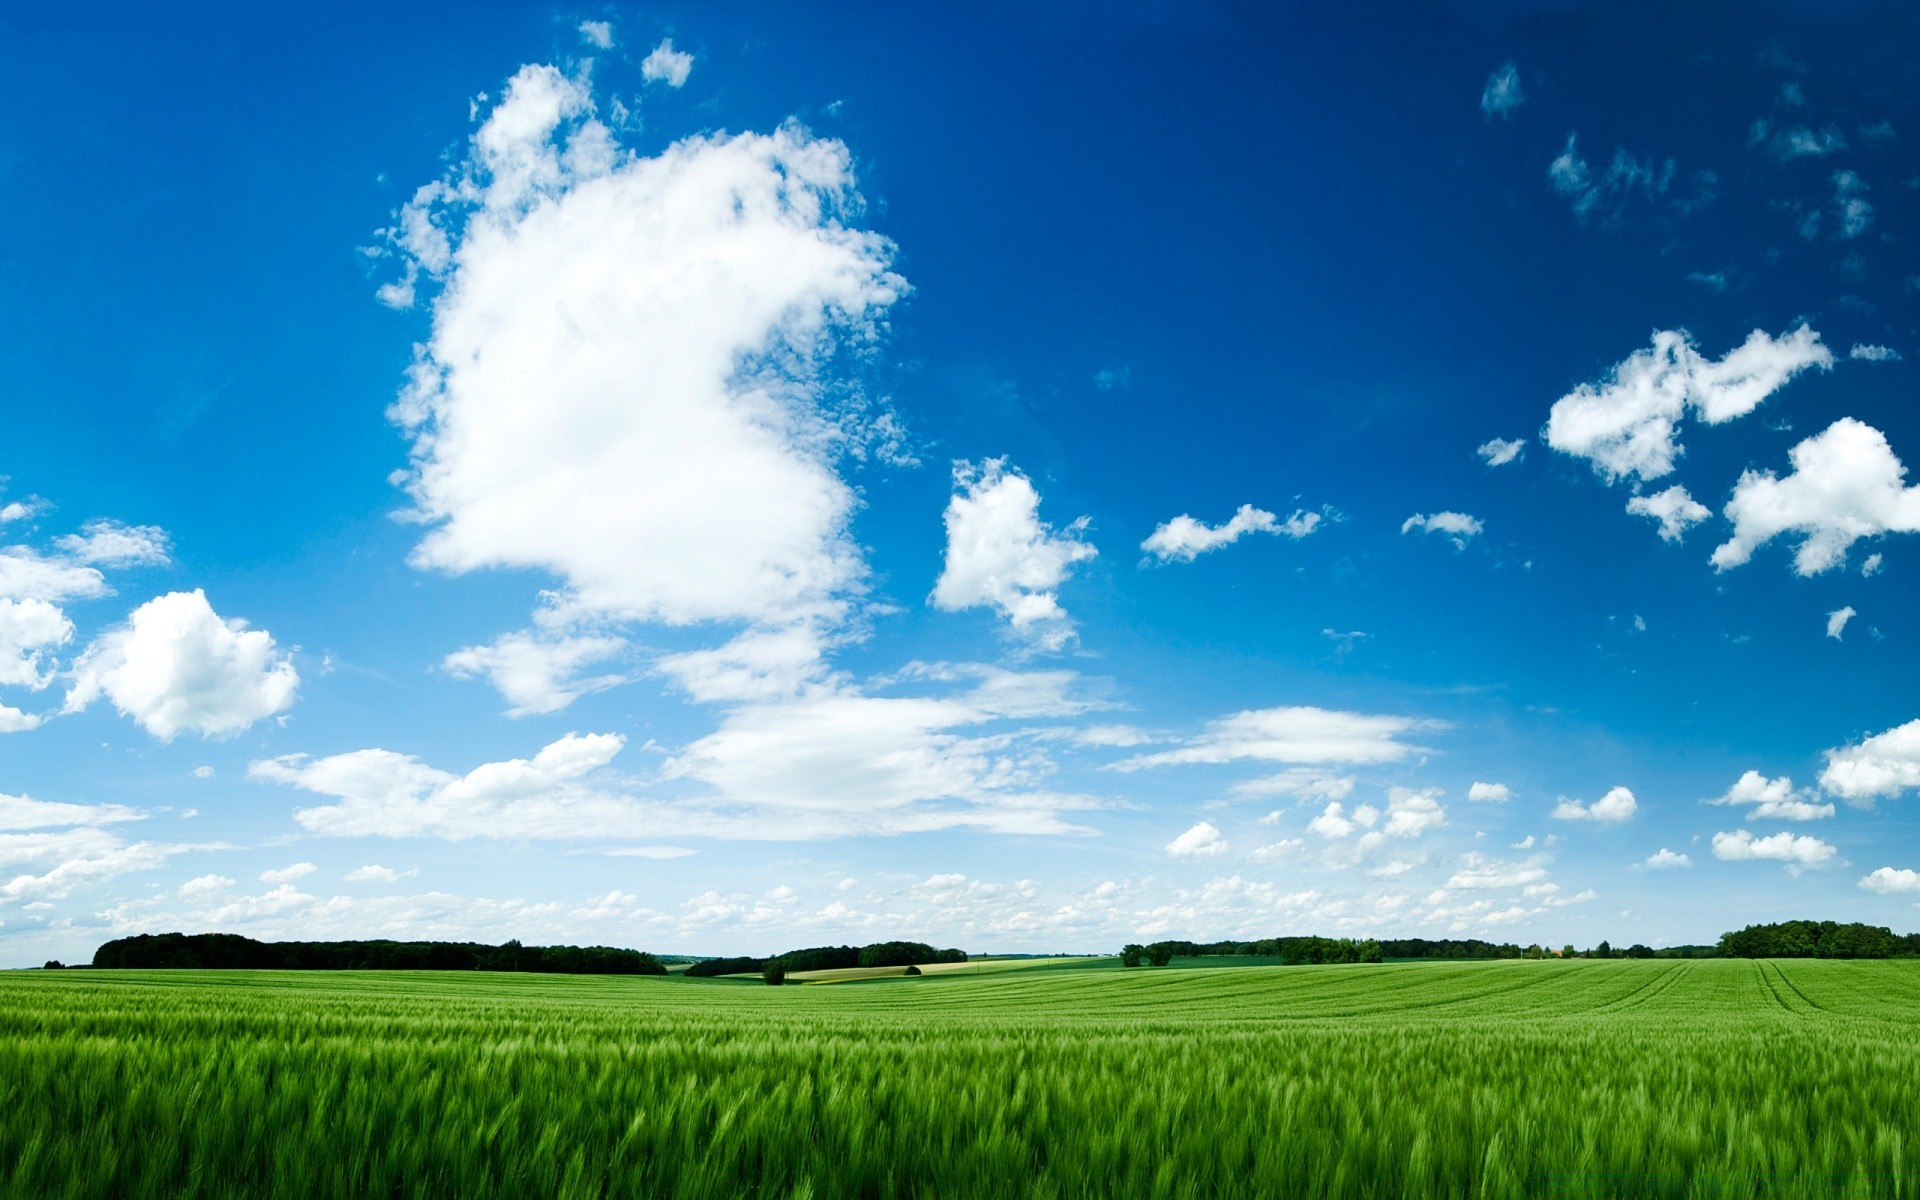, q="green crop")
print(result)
[3,958,1918,1197]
